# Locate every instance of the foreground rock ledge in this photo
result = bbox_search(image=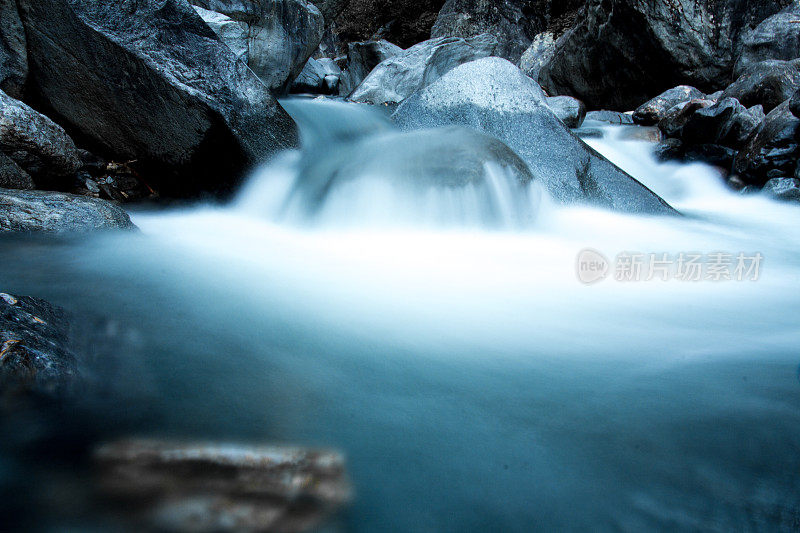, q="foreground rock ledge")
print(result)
[94,439,352,533]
